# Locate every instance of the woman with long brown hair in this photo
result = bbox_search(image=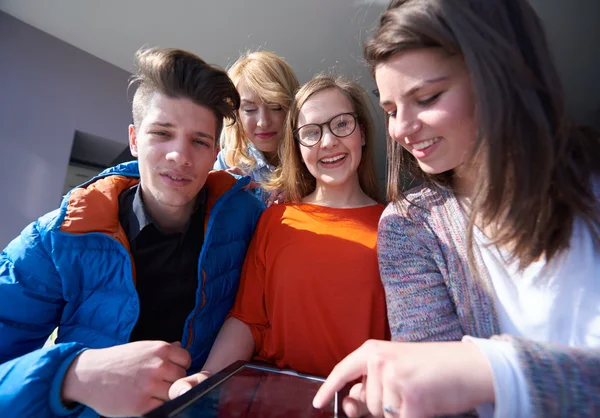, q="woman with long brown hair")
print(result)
[314,1,600,416]
[170,74,389,400]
